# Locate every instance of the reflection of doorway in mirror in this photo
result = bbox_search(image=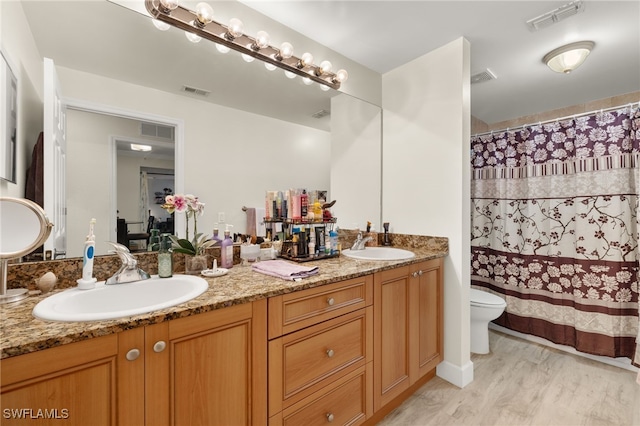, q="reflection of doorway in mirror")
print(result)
[144,167,175,230]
